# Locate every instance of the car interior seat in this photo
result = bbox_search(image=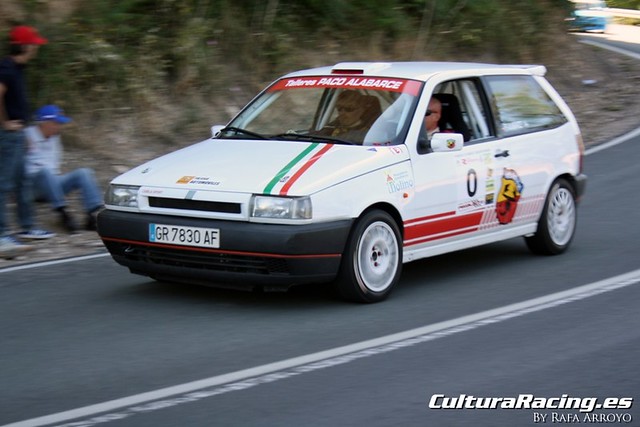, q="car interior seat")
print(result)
[361,95,383,128]
[433,93,471,141]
